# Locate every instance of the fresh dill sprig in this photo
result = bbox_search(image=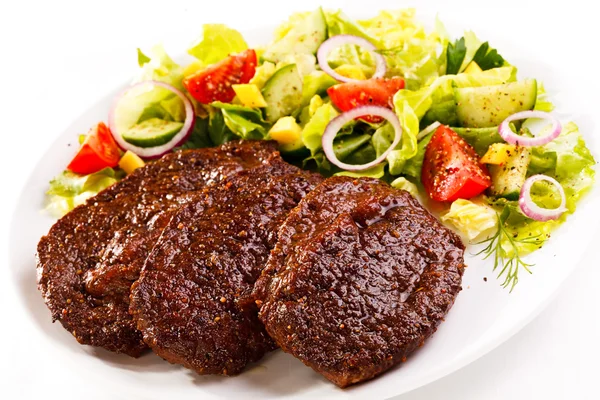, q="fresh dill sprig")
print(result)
[475,208,541,292]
